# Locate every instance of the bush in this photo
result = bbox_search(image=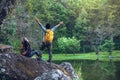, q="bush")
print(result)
[0,20,17,44]
[99,39,114,53]
[57,37,80,53]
